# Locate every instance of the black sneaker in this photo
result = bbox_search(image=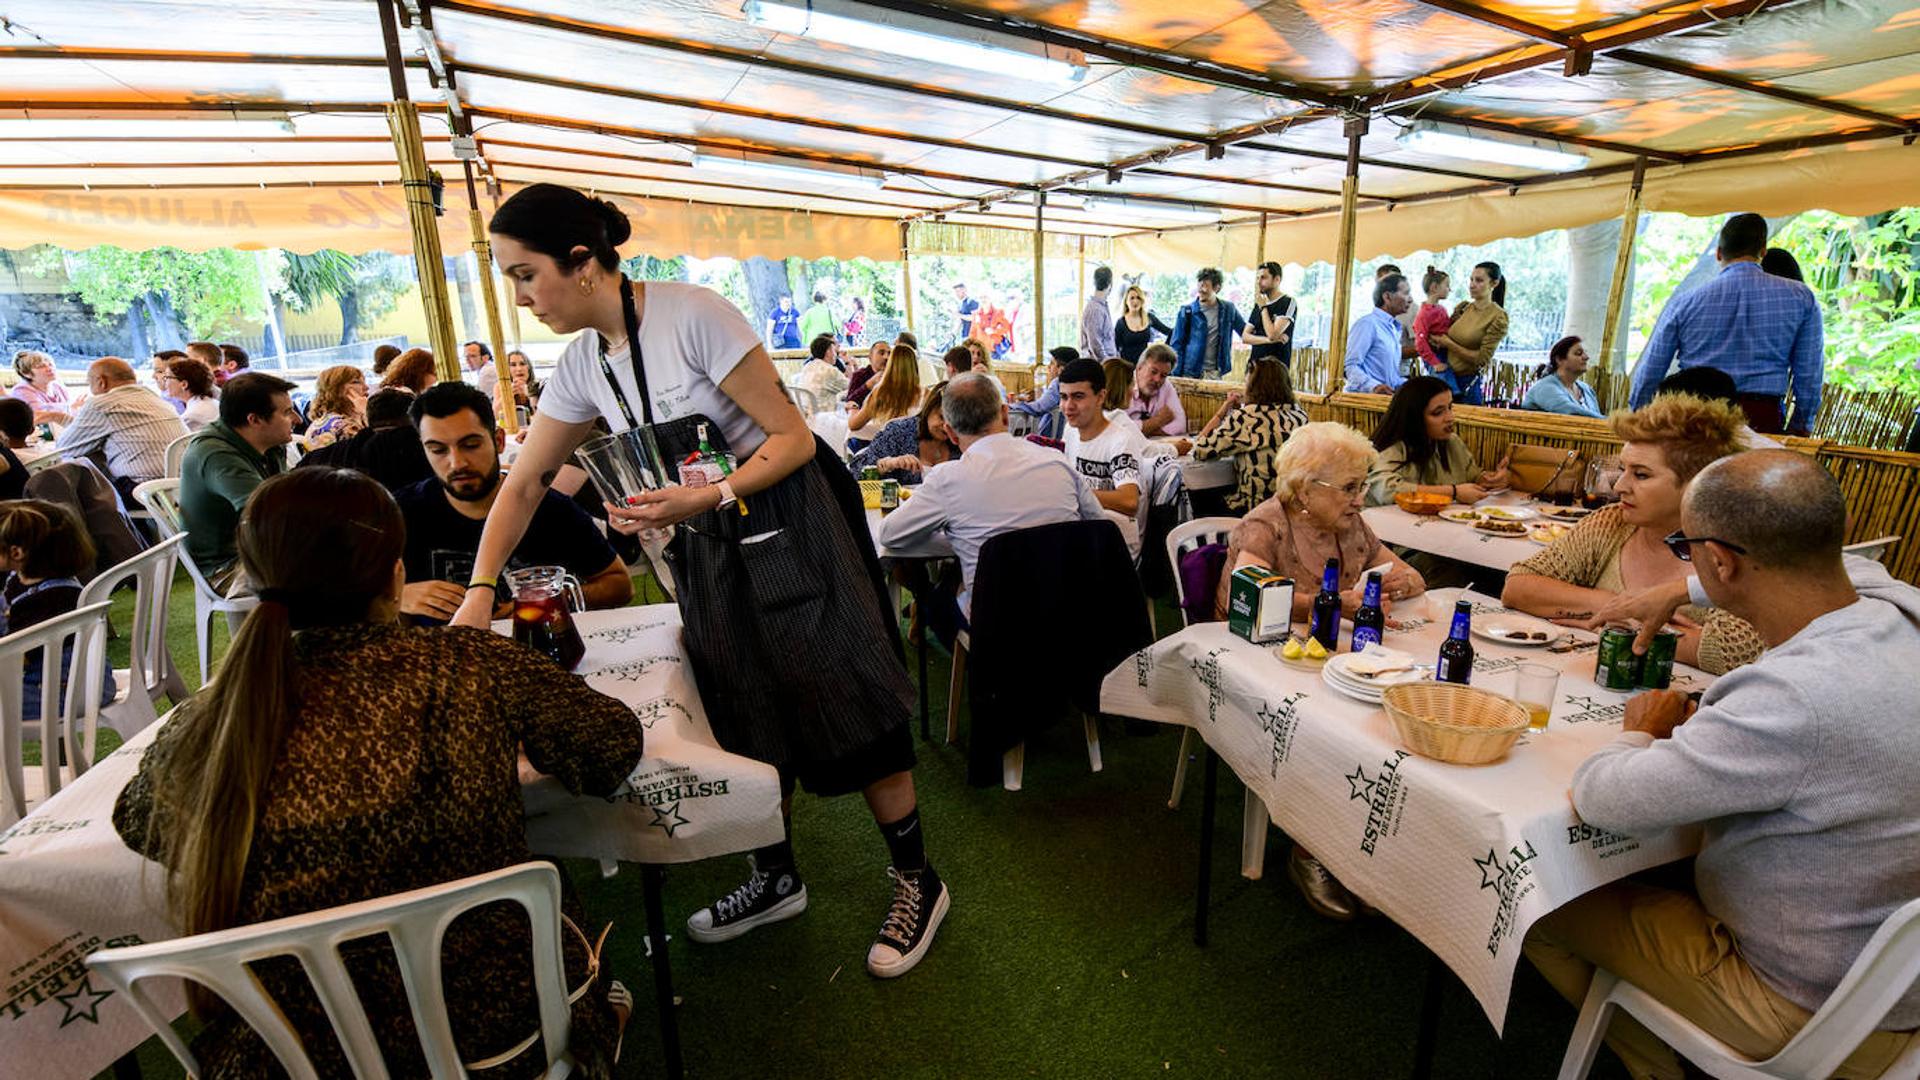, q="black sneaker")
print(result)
[686,857,808,944]
[866,864,949,978]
